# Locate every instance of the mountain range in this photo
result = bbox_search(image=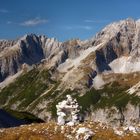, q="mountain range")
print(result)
[0,18,140,127]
